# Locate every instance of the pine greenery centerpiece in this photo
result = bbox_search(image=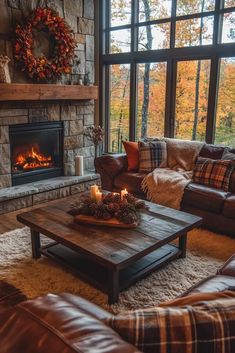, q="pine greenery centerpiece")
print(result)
[69,192,148,225]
